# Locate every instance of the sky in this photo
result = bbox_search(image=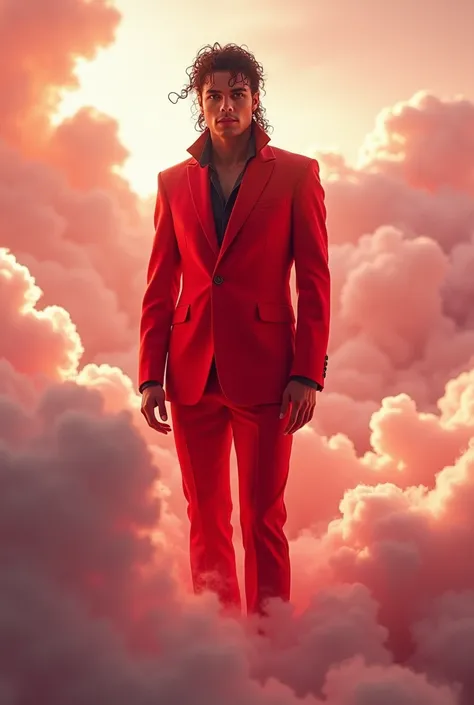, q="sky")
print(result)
[56,0,474,195]
[2,0,474,703]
